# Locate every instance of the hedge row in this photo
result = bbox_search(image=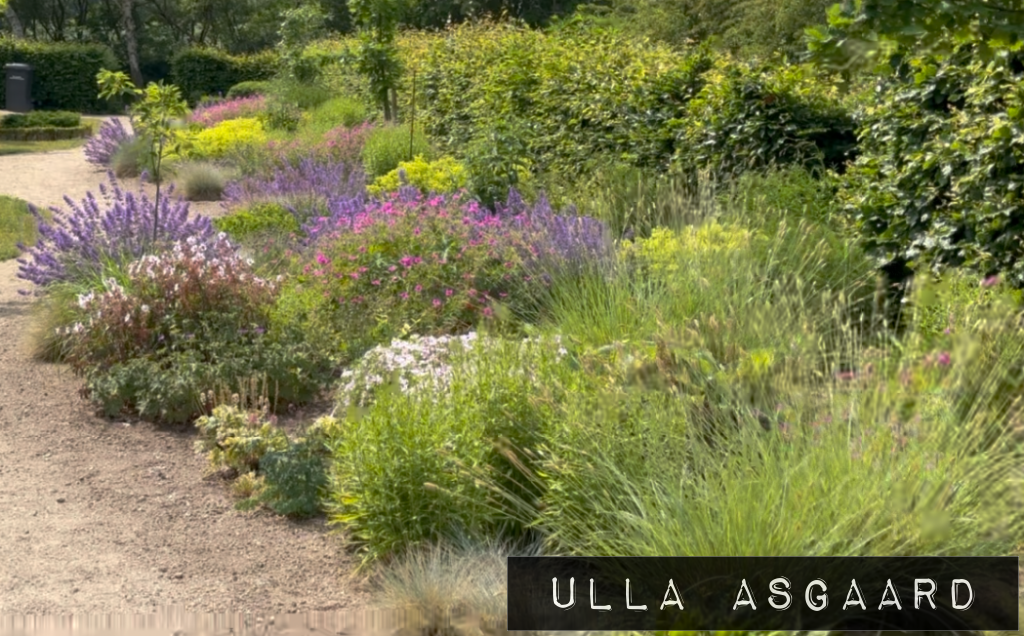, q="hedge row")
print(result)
[0,125,92,141]
[0,38,119,113]
[170,48,281,105]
